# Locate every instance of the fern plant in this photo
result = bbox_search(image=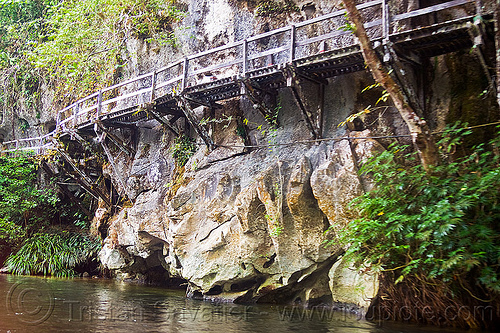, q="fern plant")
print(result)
[6,232,101,277]
[332,124,500,294]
